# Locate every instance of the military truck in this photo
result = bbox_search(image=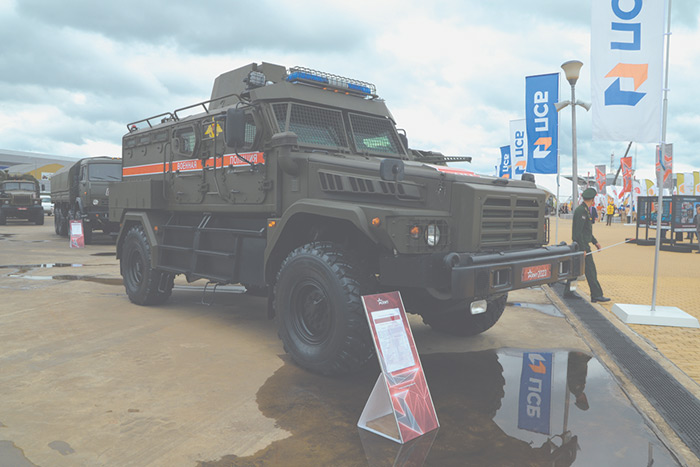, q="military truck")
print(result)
[52,157,121,243]
[0,176,43,225]
[110,62,584,375]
